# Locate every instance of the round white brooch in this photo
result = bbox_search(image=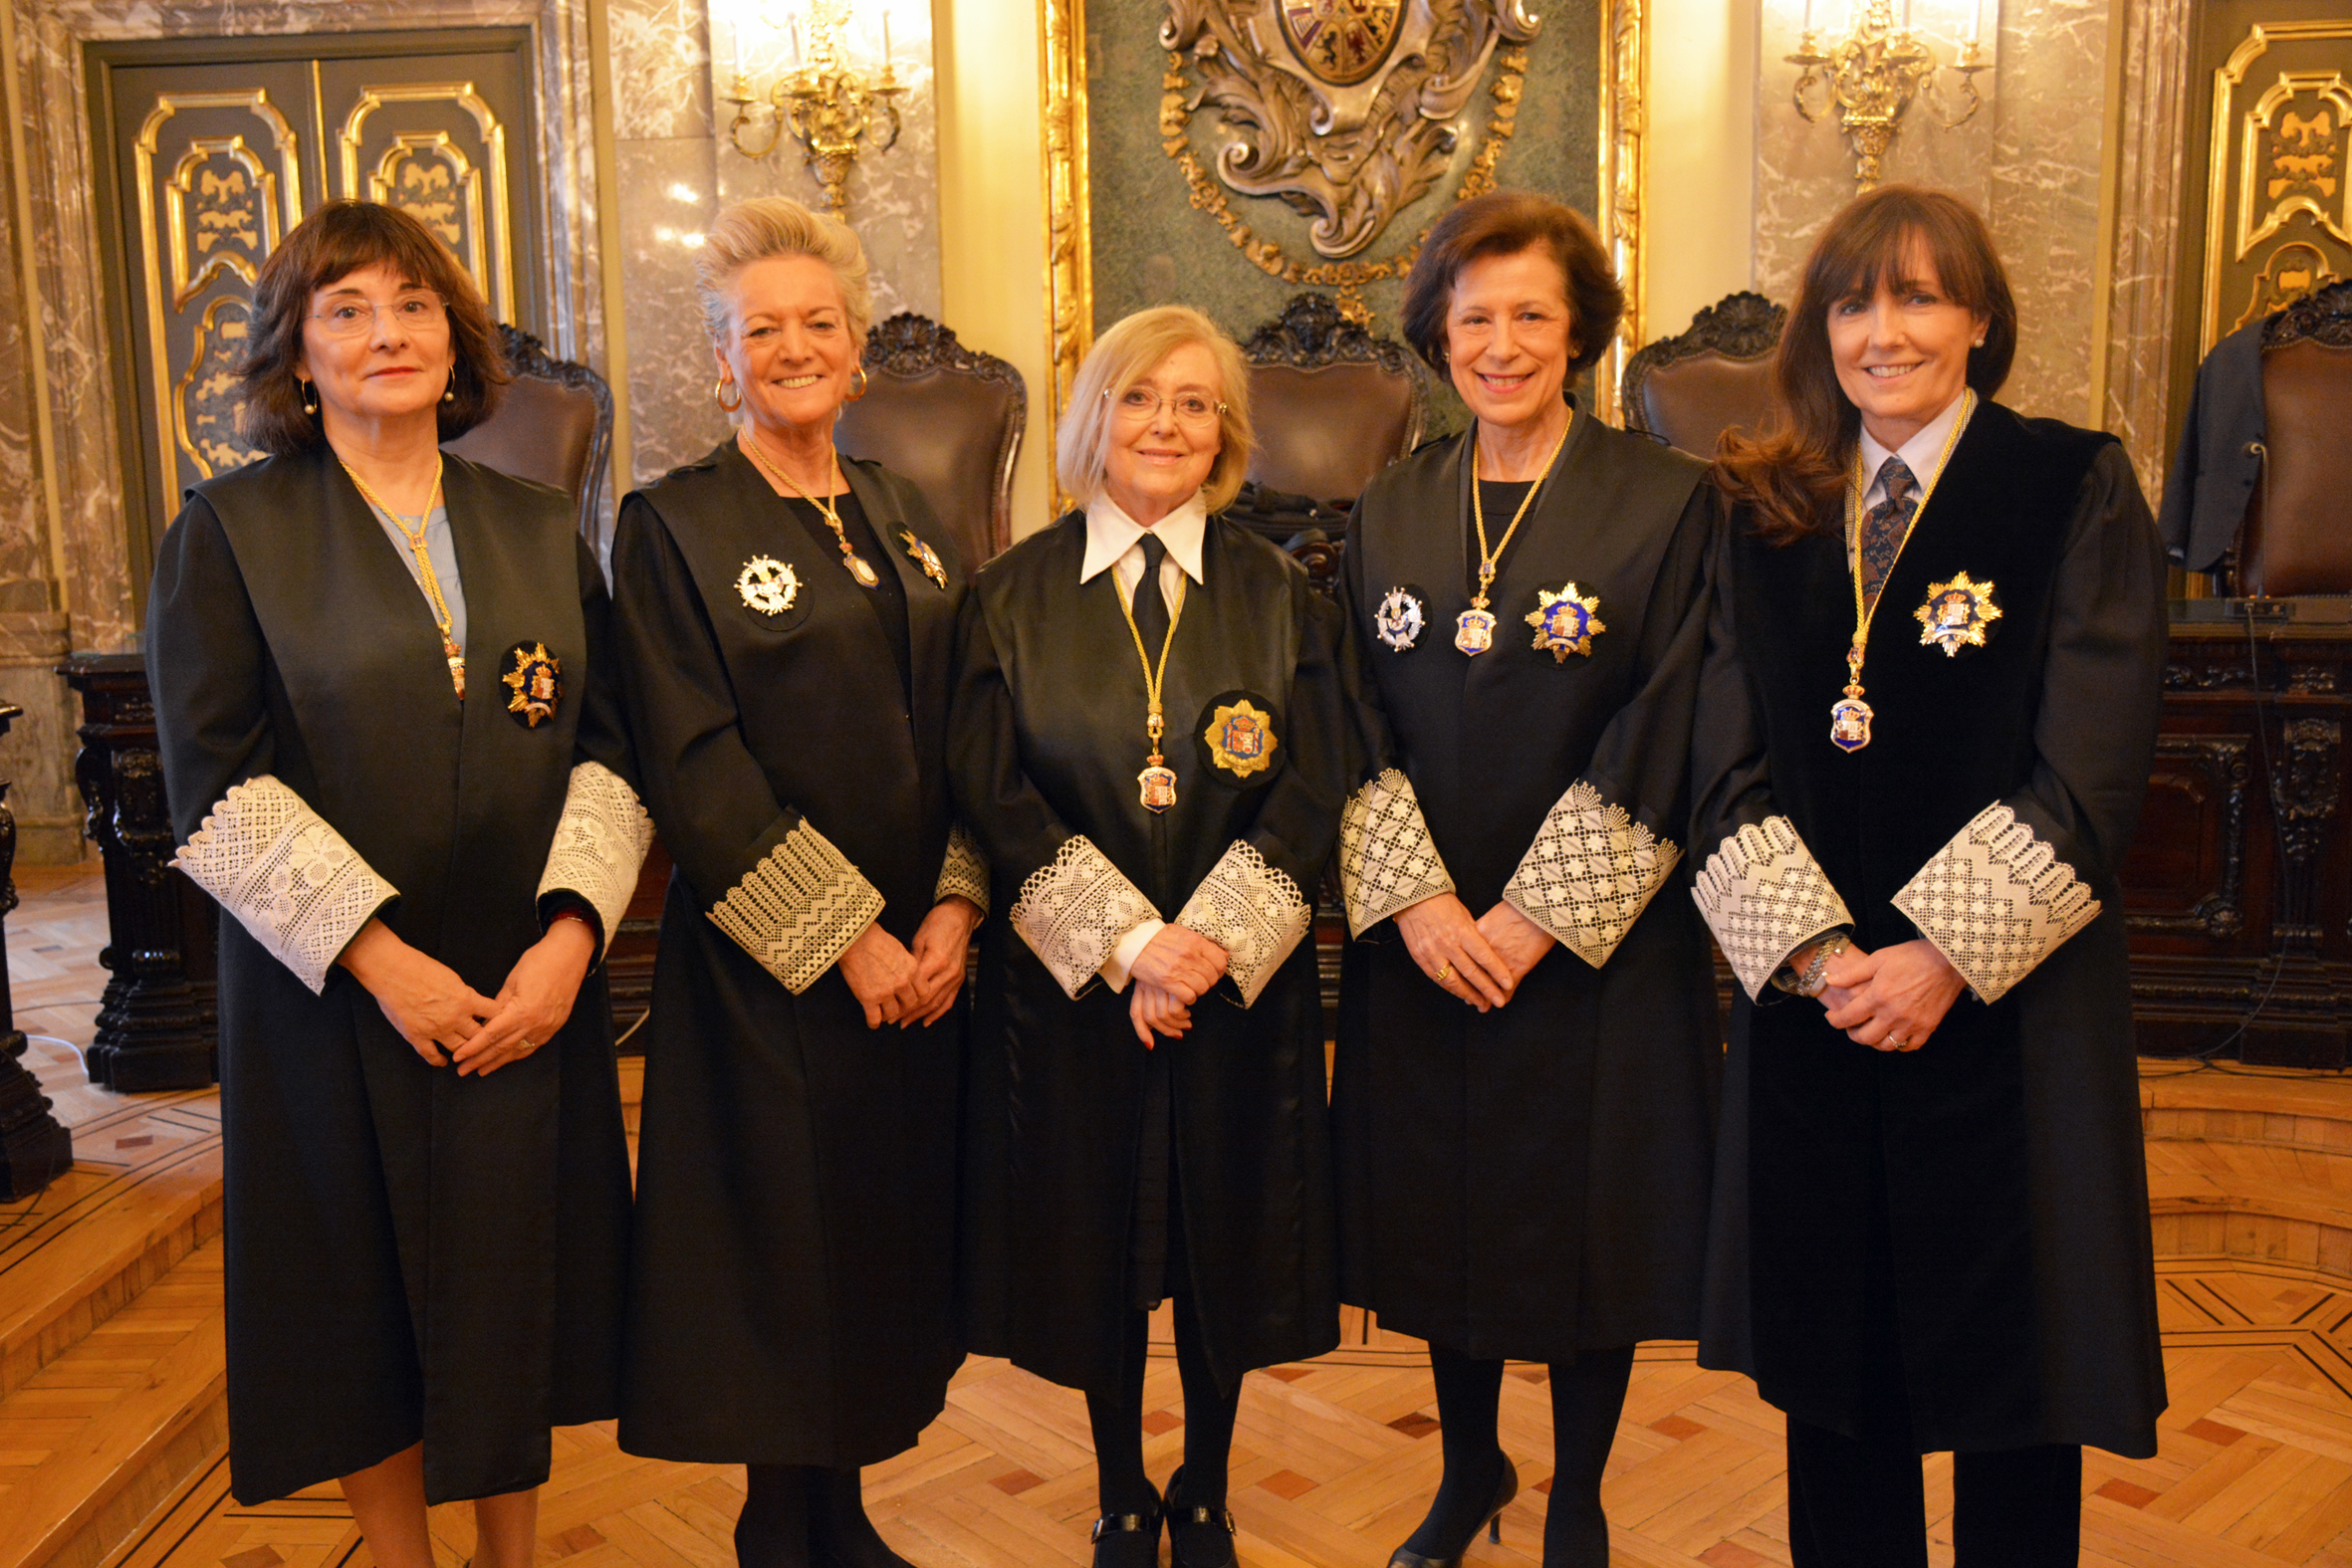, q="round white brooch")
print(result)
[1374,587,1426,652]
[737,557,801,616]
